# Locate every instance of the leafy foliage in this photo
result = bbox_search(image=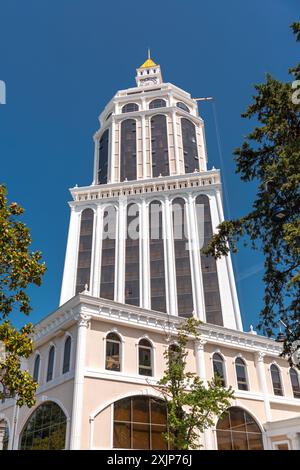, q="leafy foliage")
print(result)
[157,318,234,450]
[204,24,300,364]
[0,184,46,406]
